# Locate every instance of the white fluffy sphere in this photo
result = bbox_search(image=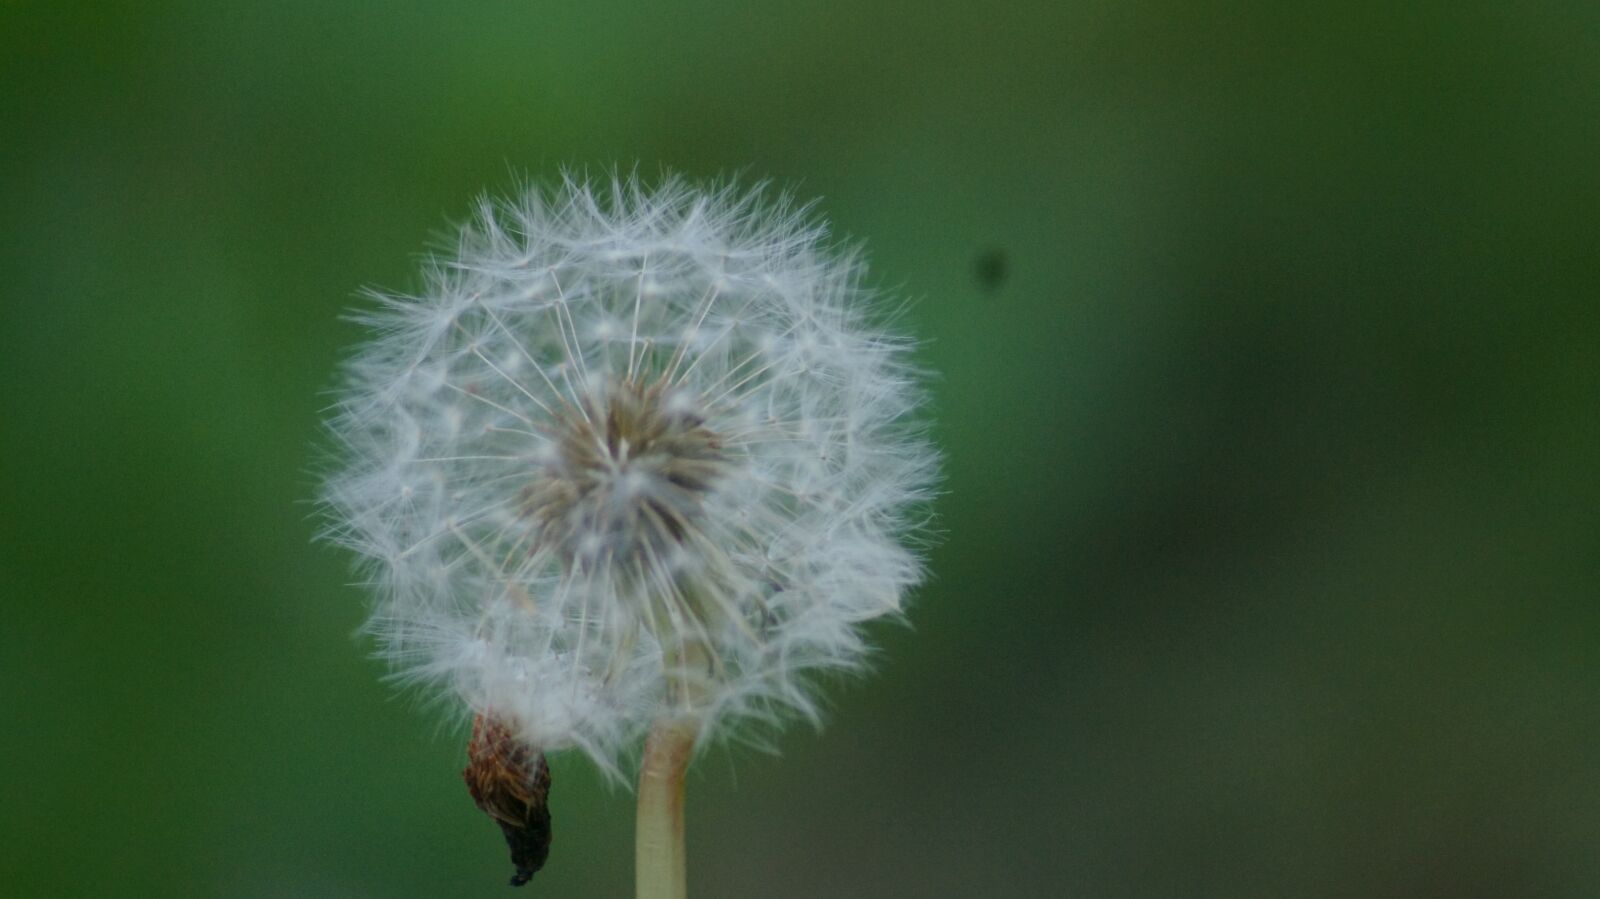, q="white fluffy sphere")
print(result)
[322,174,936,770]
